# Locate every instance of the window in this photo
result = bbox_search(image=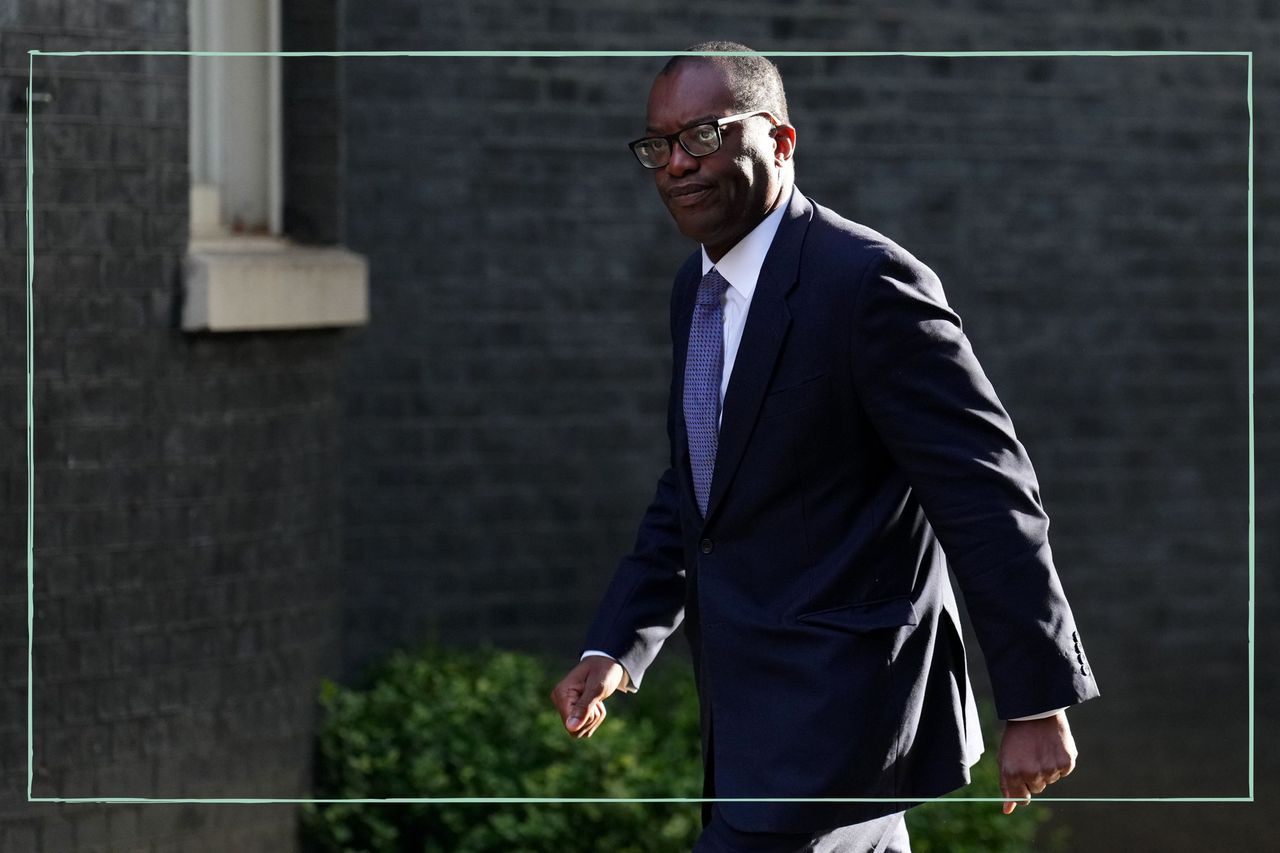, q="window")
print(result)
[184,0,367,332]
[189,0,282,239]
